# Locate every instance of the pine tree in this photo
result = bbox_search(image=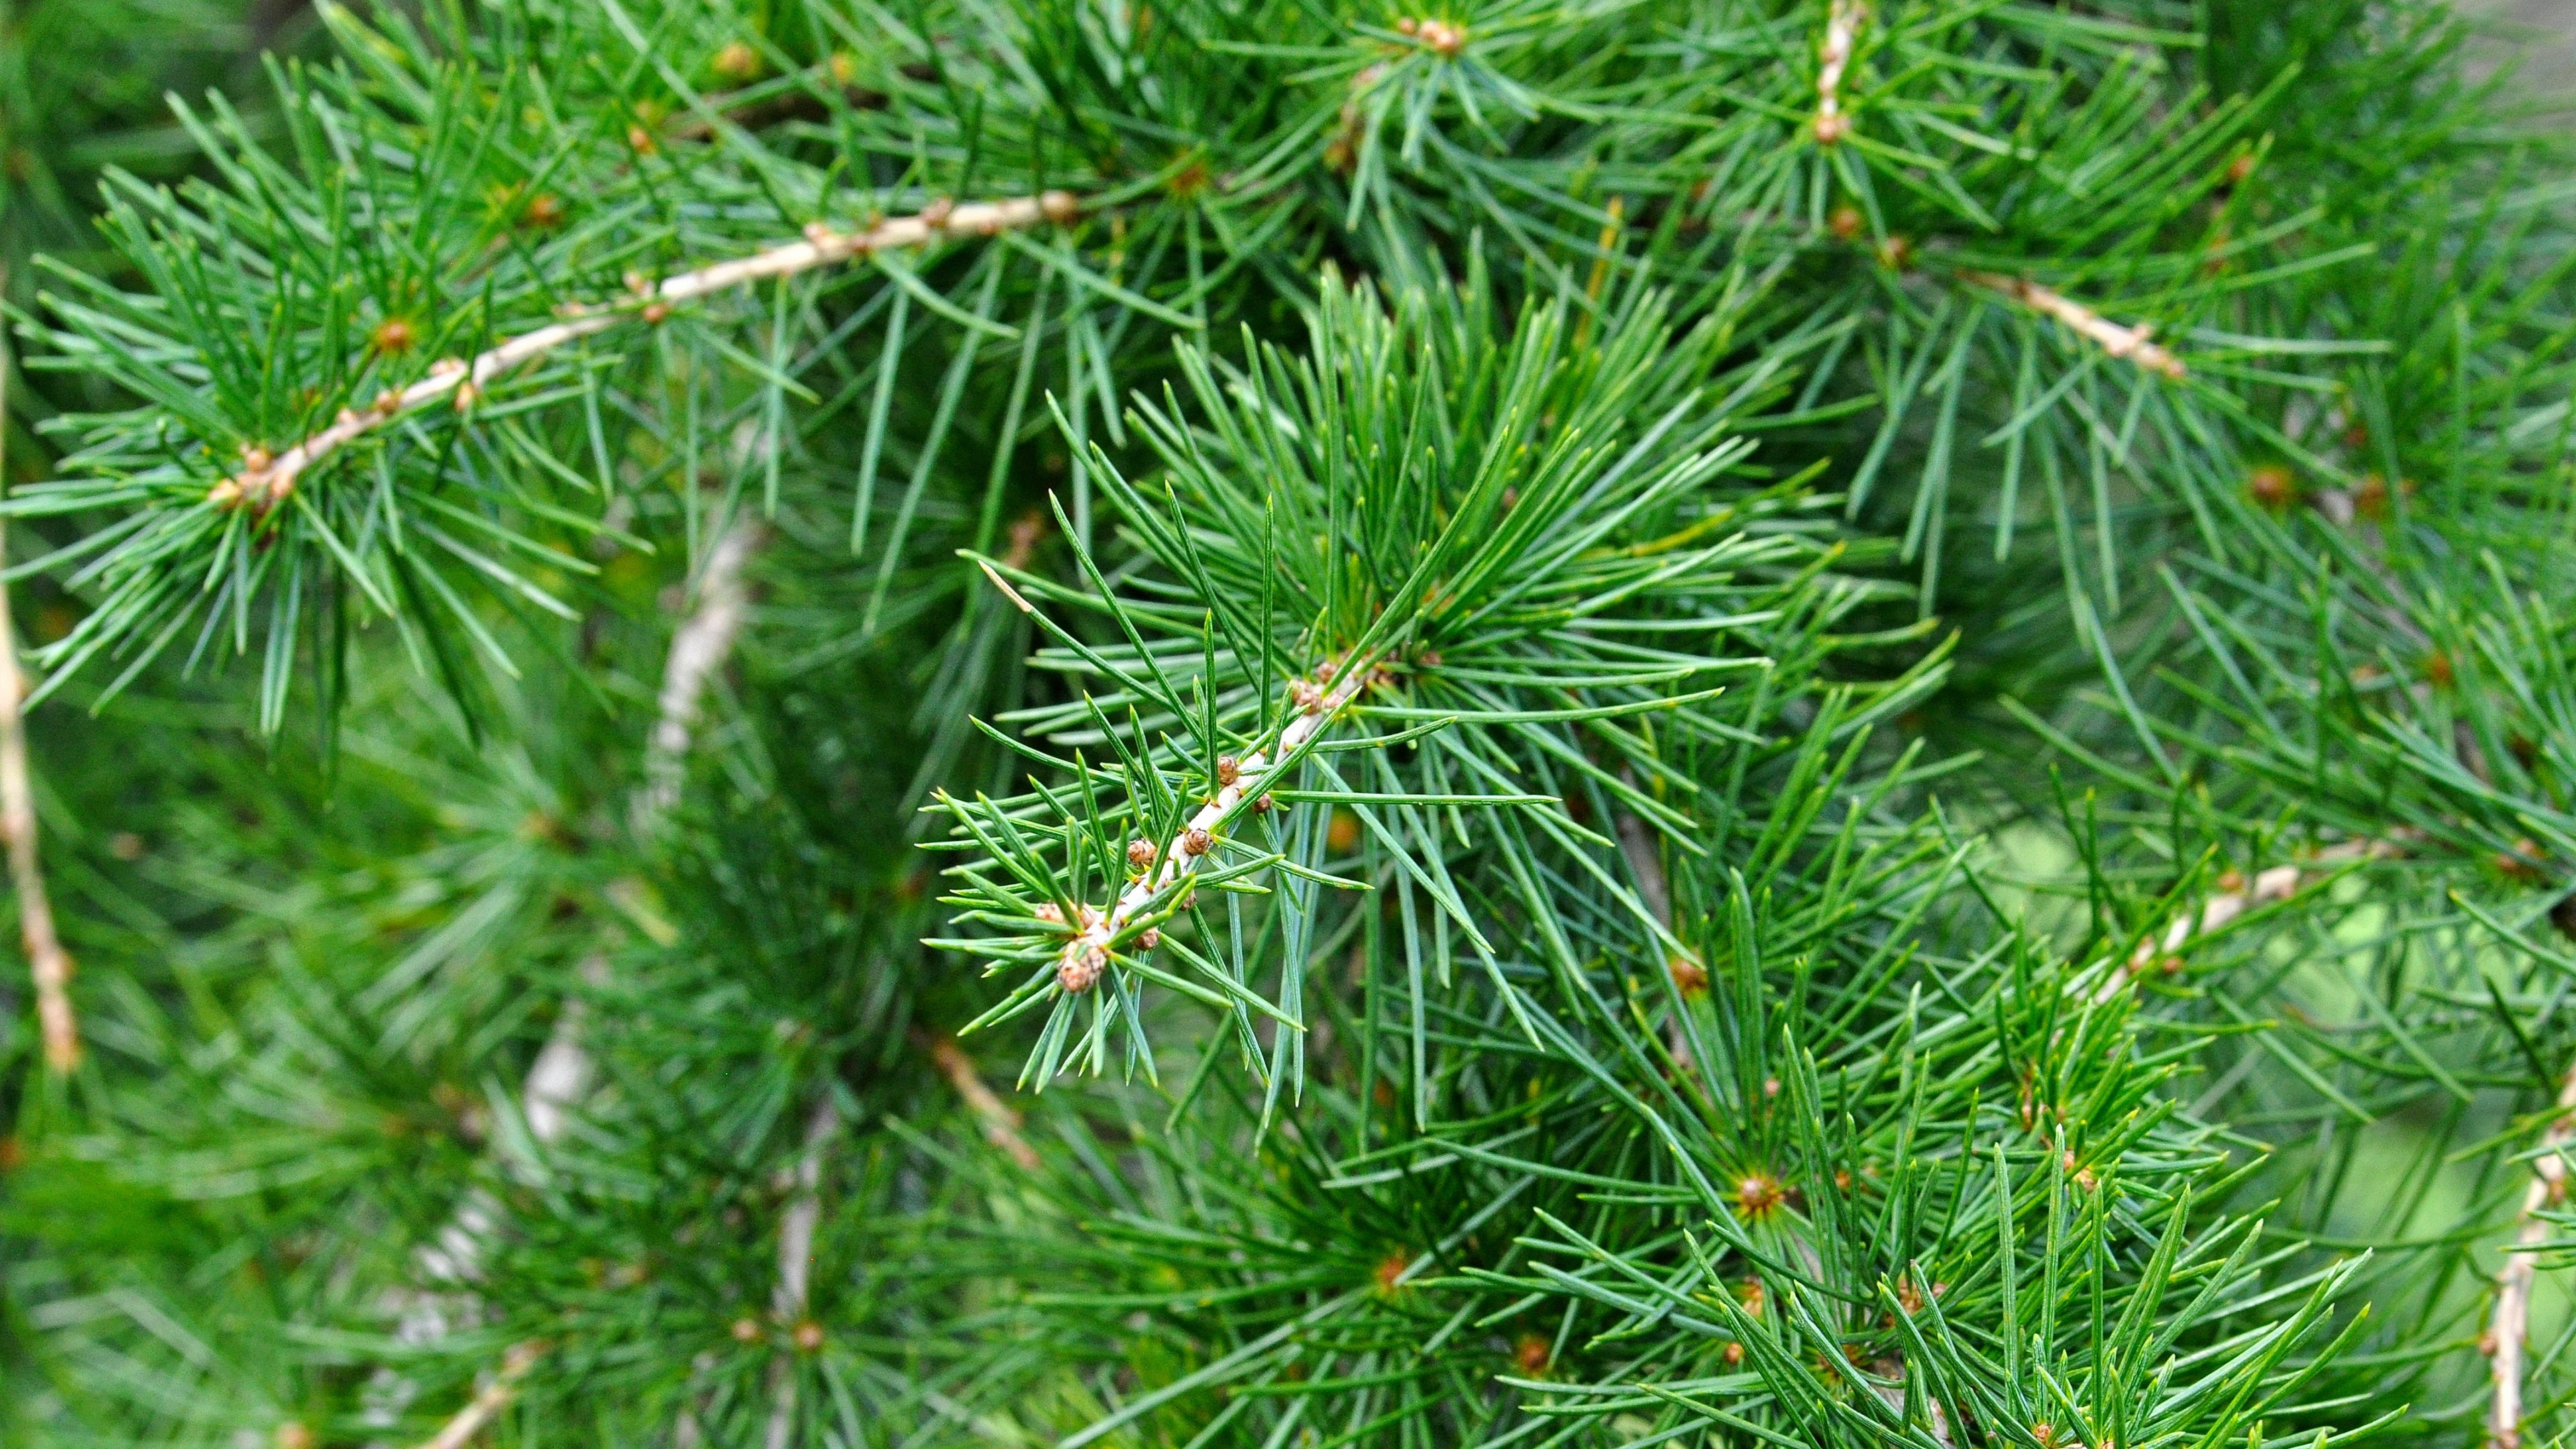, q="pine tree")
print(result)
[6,3,2576,1448]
